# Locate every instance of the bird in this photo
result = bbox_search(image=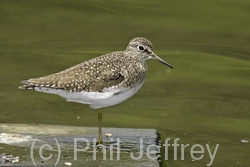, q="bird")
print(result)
[18,37,173,144]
